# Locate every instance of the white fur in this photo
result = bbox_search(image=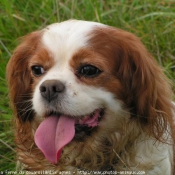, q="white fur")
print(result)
[132,134,173,175]
[42,20,104,64]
